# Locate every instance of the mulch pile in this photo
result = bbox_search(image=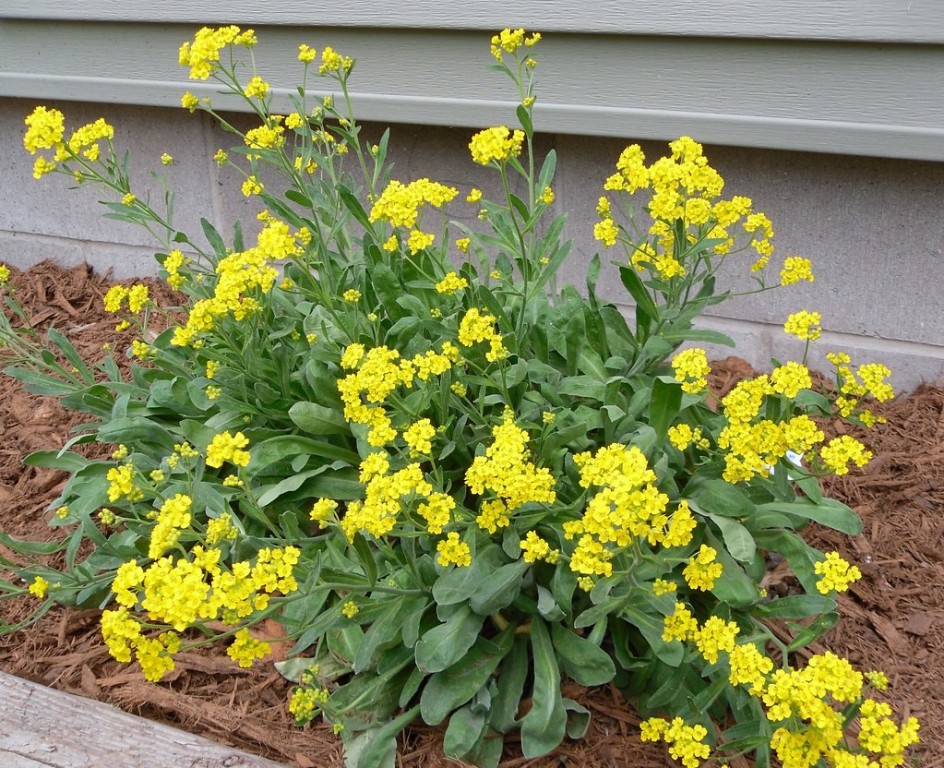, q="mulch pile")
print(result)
[0,261,940,767]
